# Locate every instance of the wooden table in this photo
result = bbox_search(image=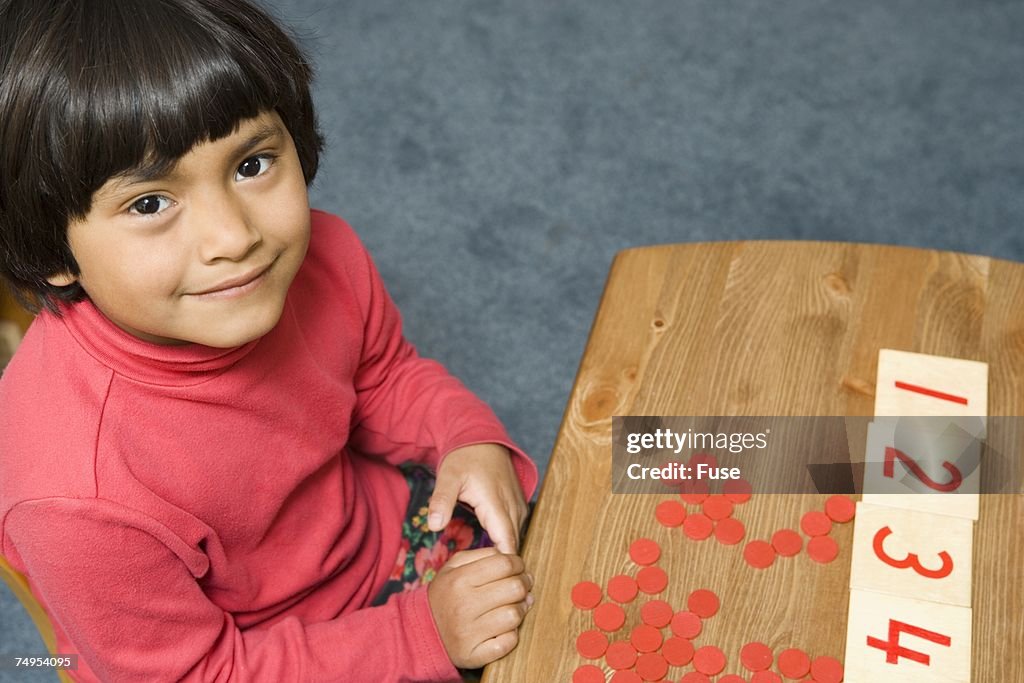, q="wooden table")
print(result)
[483,241,1024,682]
